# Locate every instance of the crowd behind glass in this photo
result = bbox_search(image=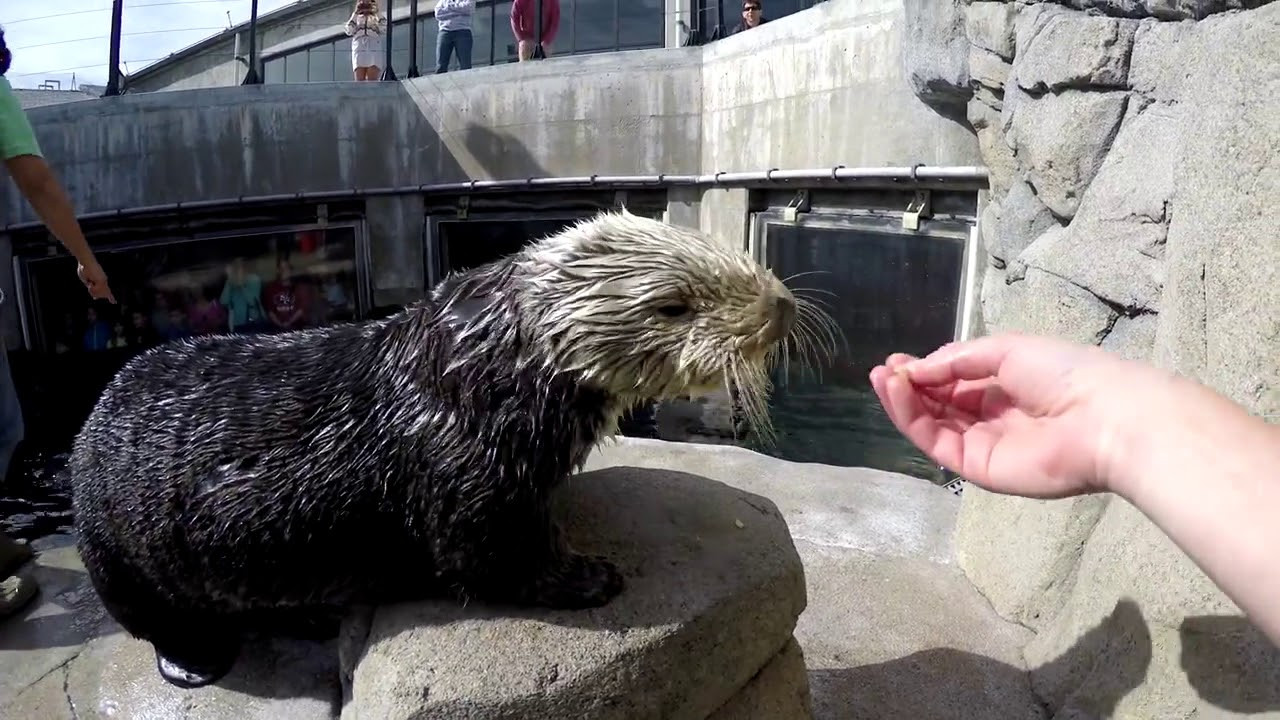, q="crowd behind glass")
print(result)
[39,228,359,356]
